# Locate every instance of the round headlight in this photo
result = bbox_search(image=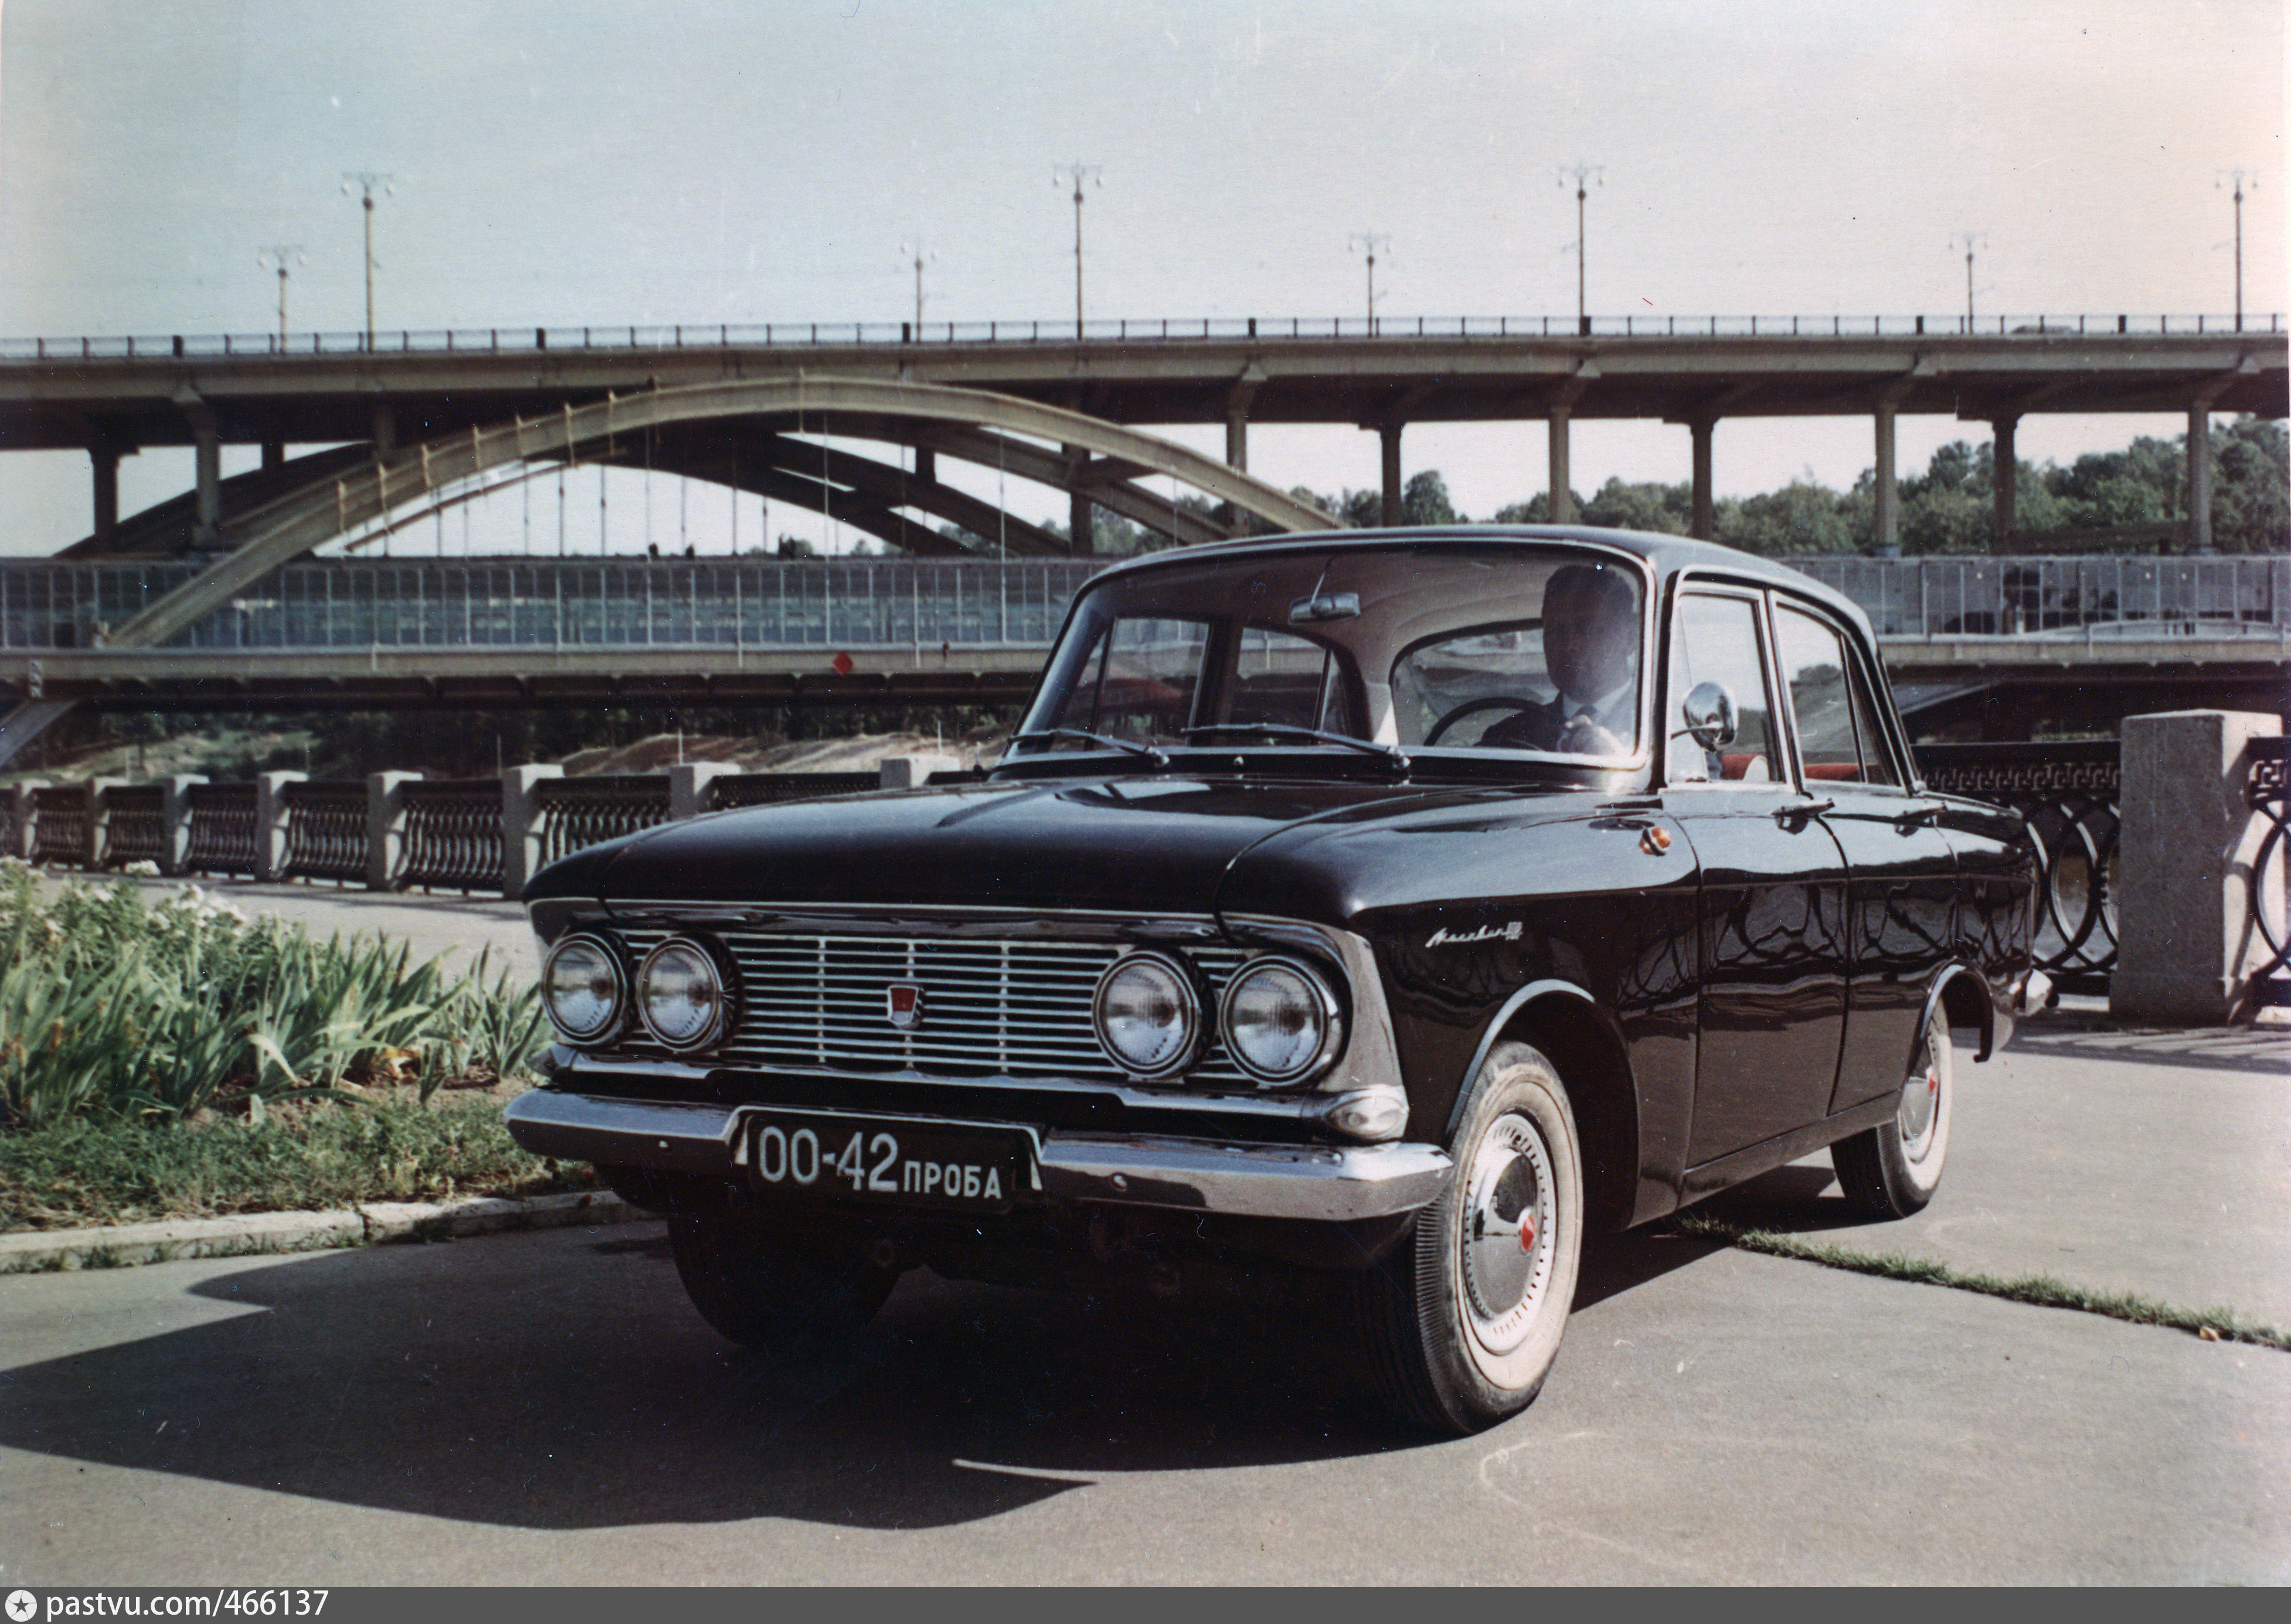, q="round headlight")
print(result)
[1092,951,1202,1079]
[541,934,624,1044]
[1219,957,1343,1086]
[635,938,731,1051]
